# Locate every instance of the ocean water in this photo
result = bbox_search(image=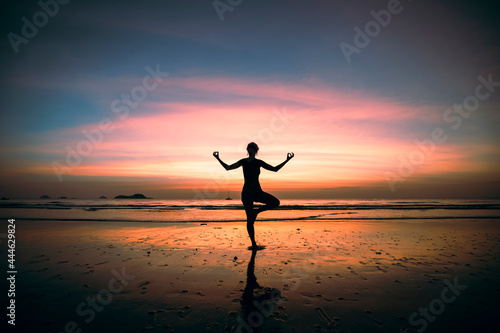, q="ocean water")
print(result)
[1,198,499,223]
